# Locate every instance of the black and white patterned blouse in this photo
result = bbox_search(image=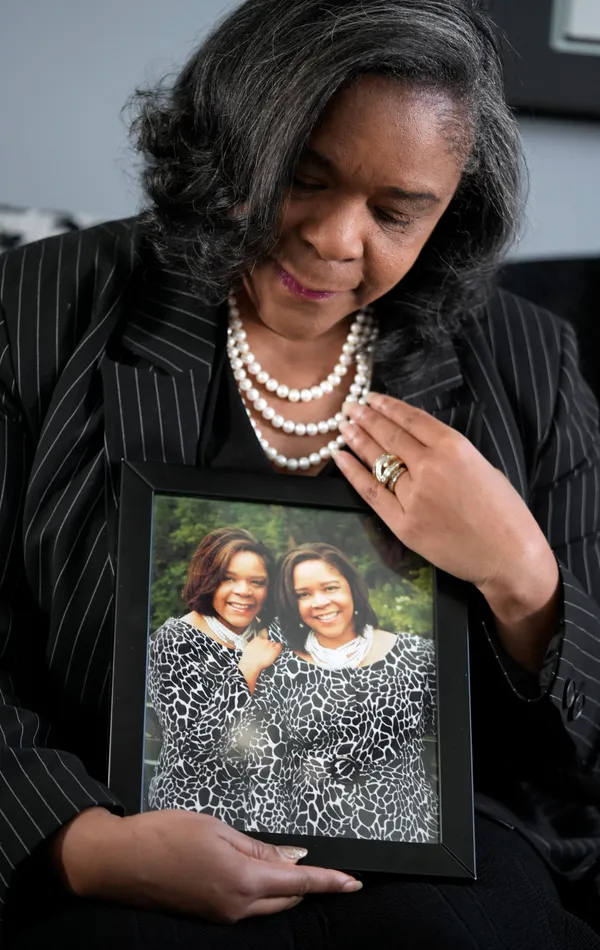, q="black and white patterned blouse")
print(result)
[245,632,438,843]
[146,617,251,829]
